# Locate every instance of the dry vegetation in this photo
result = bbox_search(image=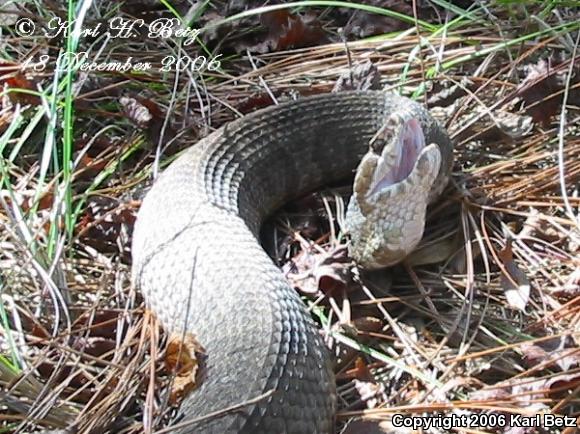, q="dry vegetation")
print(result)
[0,1,579,433]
